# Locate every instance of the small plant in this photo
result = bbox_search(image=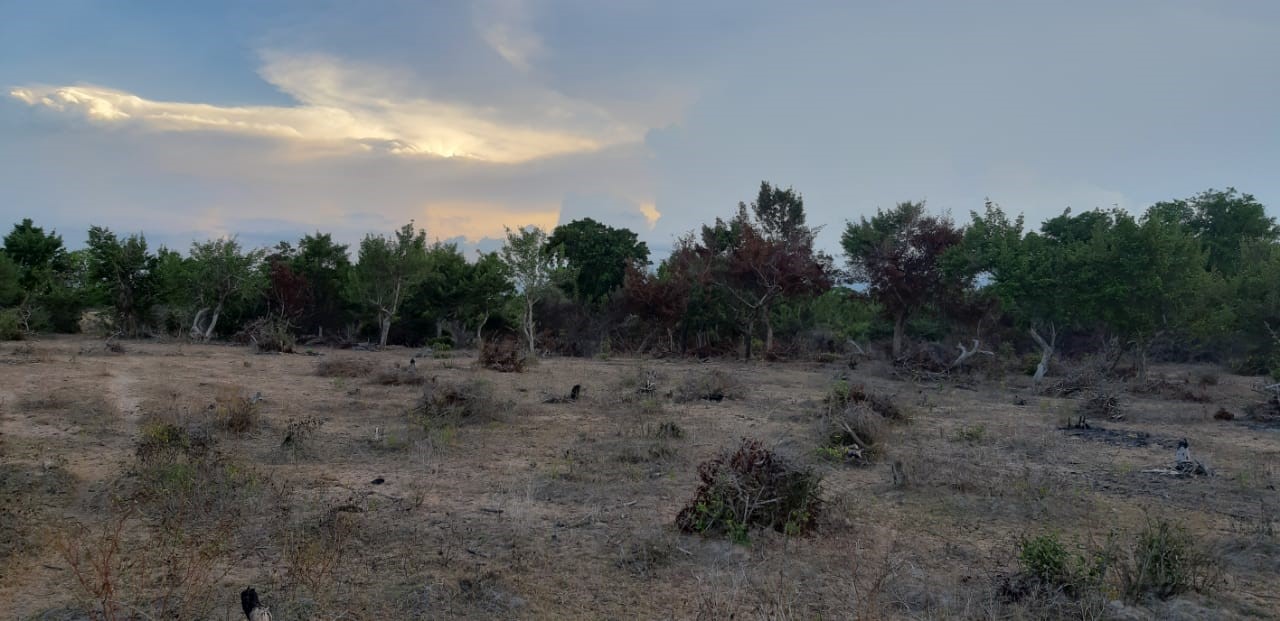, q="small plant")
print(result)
[411,377,505,425]
[280,417,325,460]
[951,424,986,444]
[479,336,526,372]
[1117,519,1221,601]
[654,420,684,439]
[315,357,373,378]
[1011,532,1110,601]
[674,369,742,403]
[676,438,822,542]
[213,389,259,434]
